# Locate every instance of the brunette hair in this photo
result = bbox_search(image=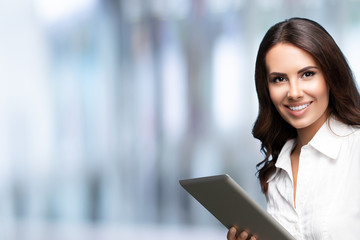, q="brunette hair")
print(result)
[253,17,360,193]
